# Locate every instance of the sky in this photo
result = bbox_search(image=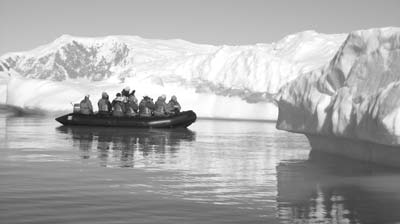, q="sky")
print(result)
[0,0,400,55]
